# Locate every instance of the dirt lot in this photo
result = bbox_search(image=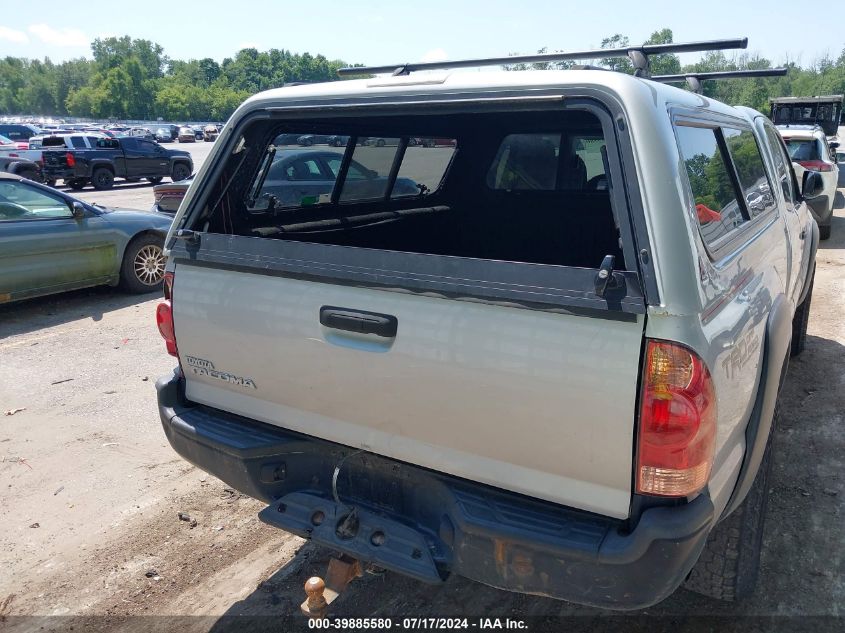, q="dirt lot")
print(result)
[1,182,843,632]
